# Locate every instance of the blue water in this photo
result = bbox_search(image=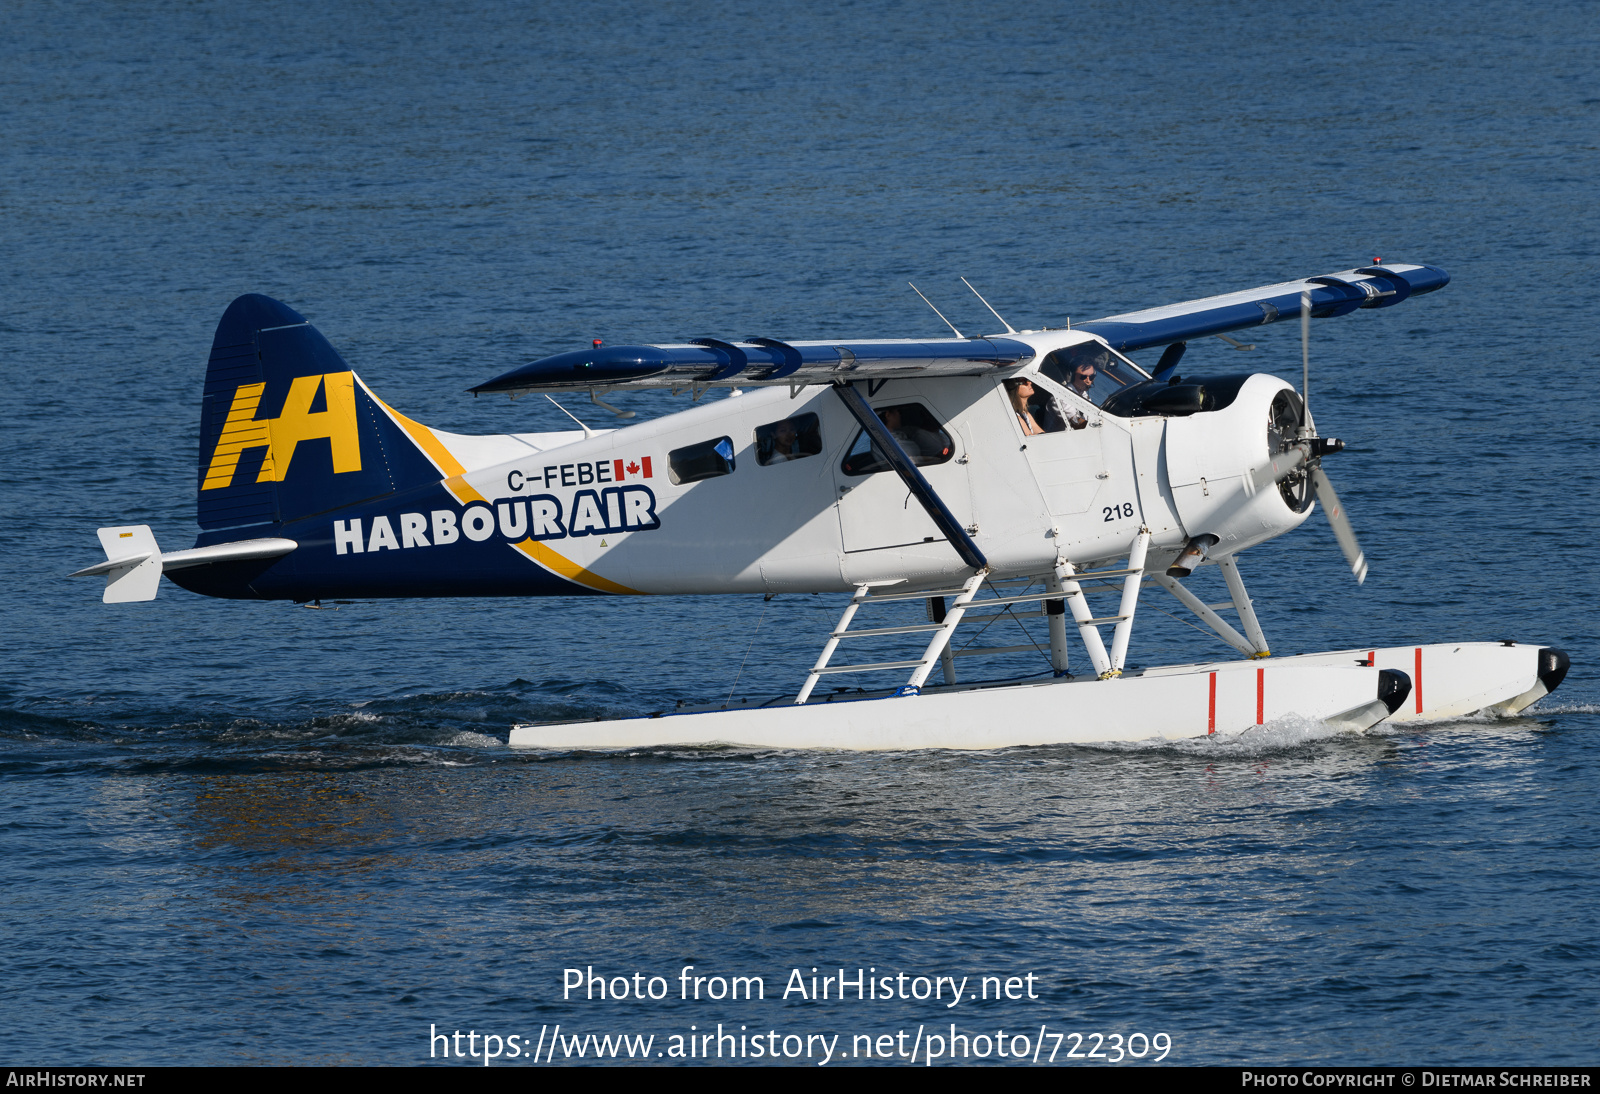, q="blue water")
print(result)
[3,0,1598,1066]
